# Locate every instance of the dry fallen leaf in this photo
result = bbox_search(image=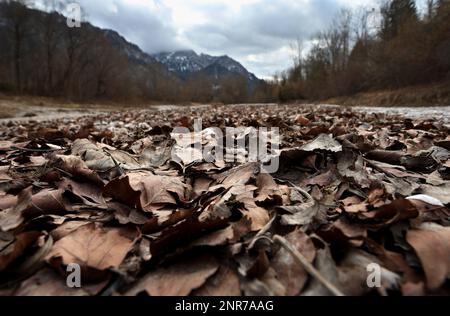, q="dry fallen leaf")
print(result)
[1,103,449,296]
[104,171,190,212]
[271,230,316,295]
[127,255,219,296]
[0,231,42,271]
[406,223,450,290]
[46,223,139,281]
